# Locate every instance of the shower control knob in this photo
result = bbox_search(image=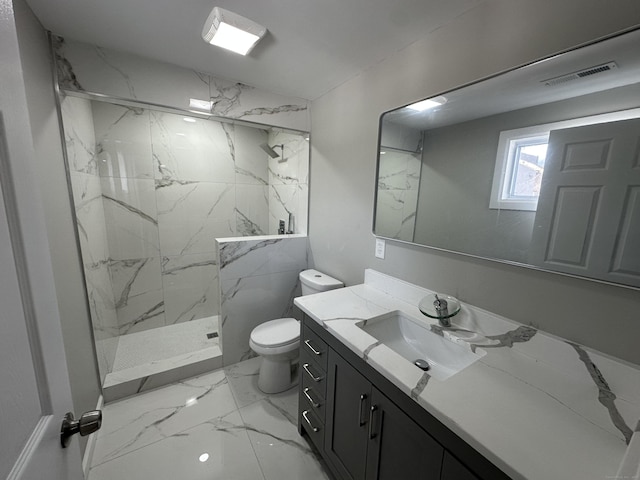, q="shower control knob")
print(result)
[60,410,102,448]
